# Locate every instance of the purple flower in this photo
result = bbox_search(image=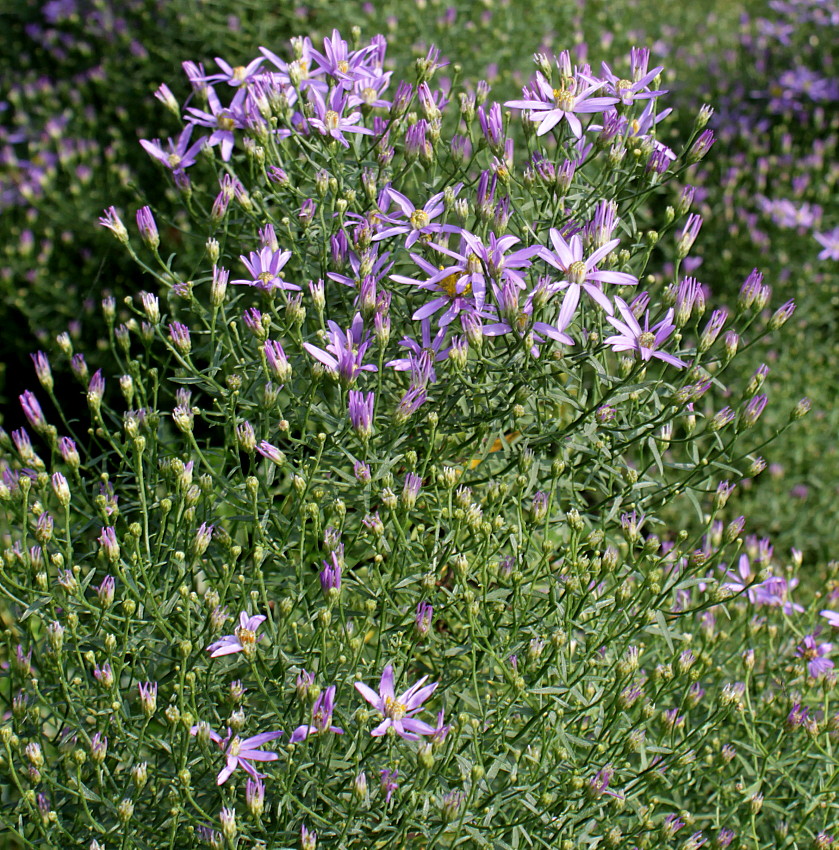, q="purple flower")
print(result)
[206,611,267,658]
[232,247,298,292]
[139,125,205,174]
[355,664,439,740]
[348,389,375,439]
[190,724,283,785]
[372,186,462,249]
[506,64,618,137]
[815,226,839,261]
[379,768,399,803]
[821,609,839,628]
[303,314,378,385]
[797,635,834,679]
[319,552,342,598]
[415,601,433,636]
[185,87,248,162]
[540,228,637,315]
[19,391,47,432]
[203,56,265,87]
[308,88,373,148]
[605,298,686,368]
[290,684,344,743]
